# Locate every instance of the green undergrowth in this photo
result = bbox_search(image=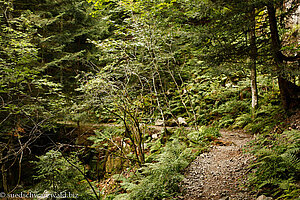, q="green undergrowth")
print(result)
[169,73,282,131]
[247,130,300,199]
[233,104,286,133]
[103,126,220,200]
[30,150,96,199]
[181,73,299,199]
